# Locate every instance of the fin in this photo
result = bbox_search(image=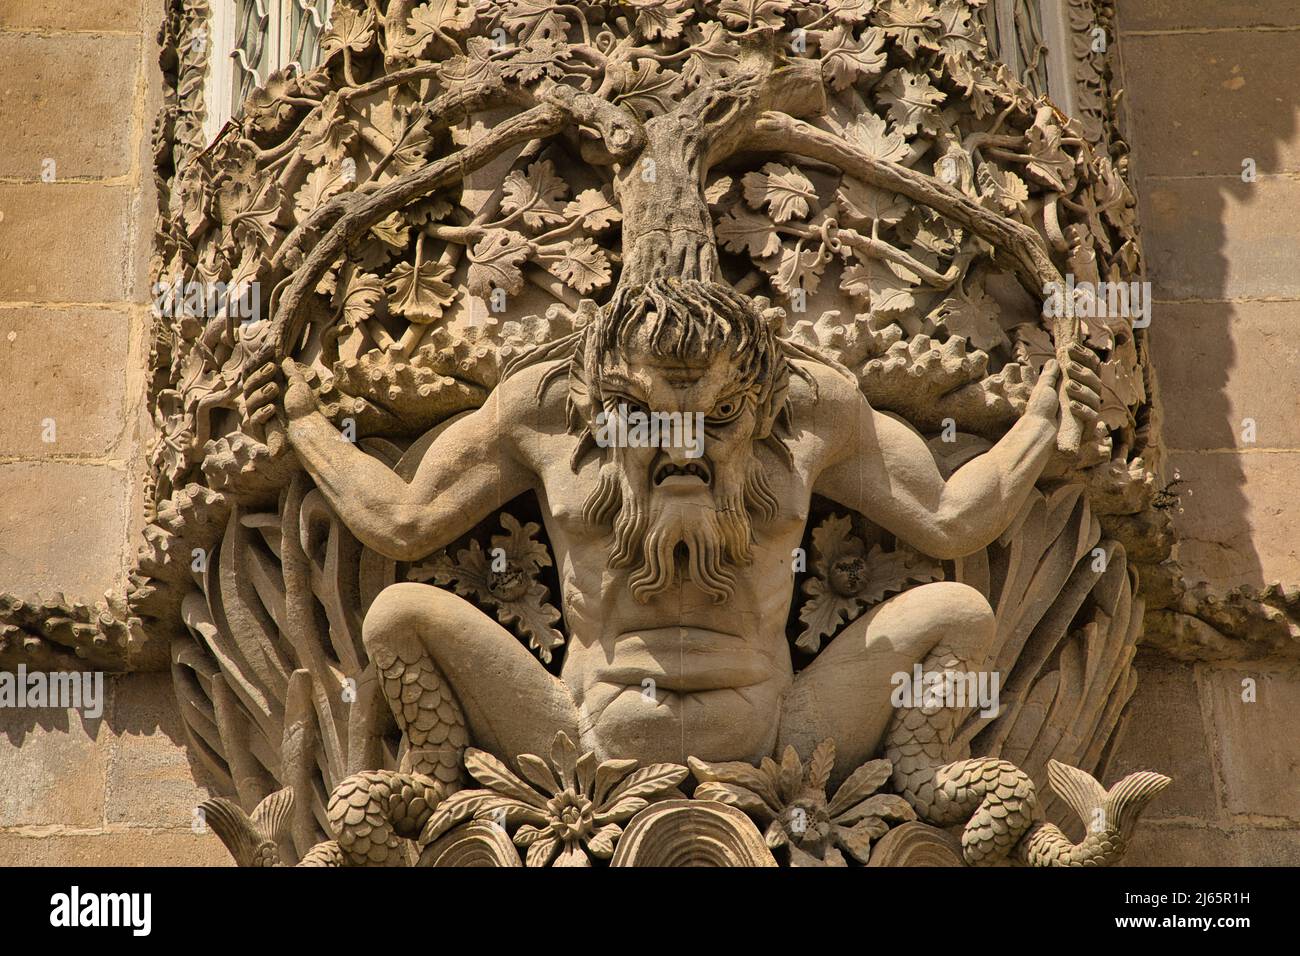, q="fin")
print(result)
[1047,759,1170,838]
[200,787,295,867]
